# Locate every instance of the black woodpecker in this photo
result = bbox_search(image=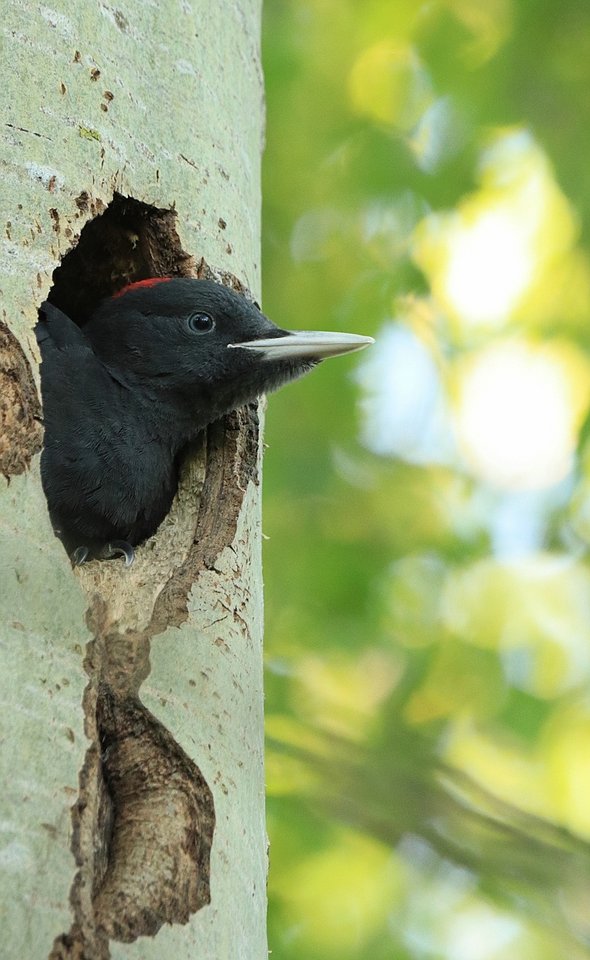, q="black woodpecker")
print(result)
[36,277,373,564]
